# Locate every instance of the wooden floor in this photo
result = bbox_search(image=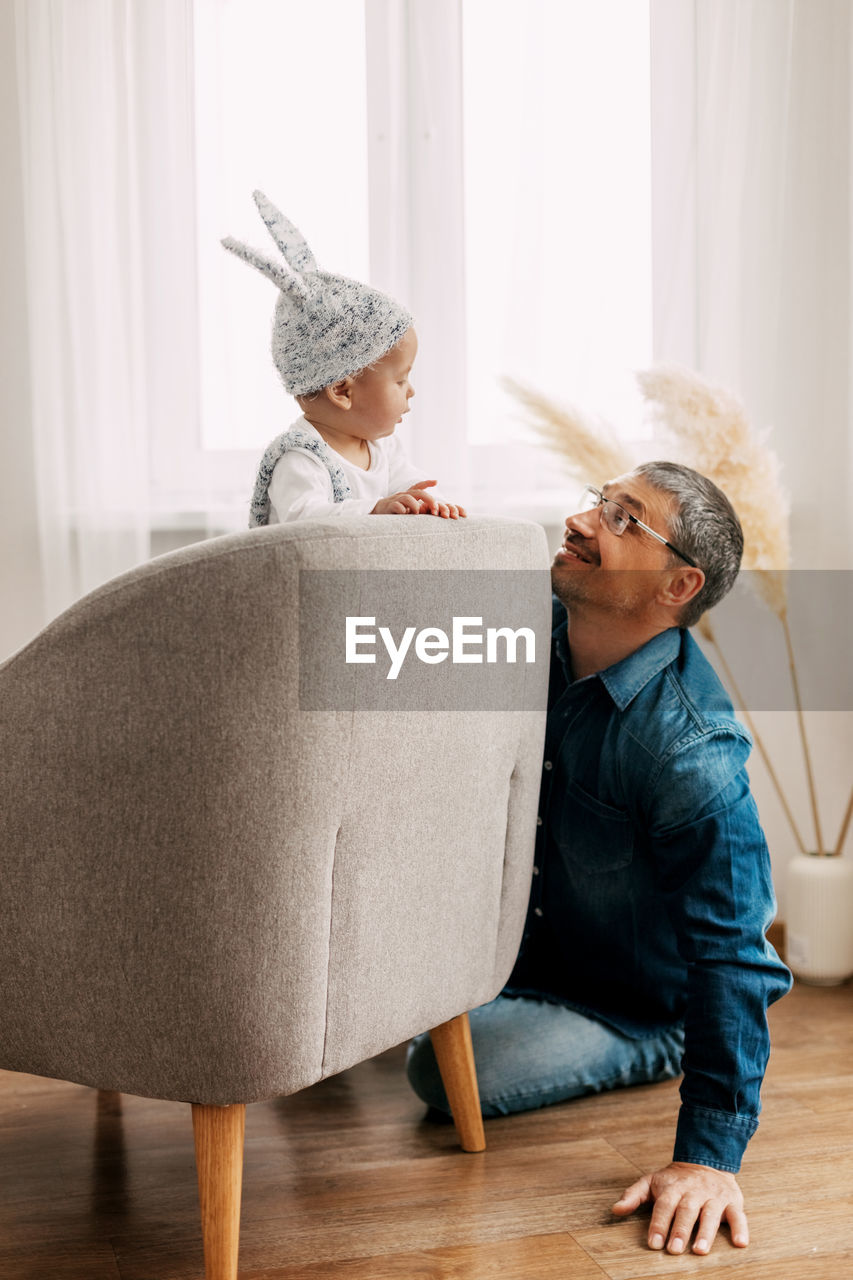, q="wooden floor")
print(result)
[1,977,851,1280]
